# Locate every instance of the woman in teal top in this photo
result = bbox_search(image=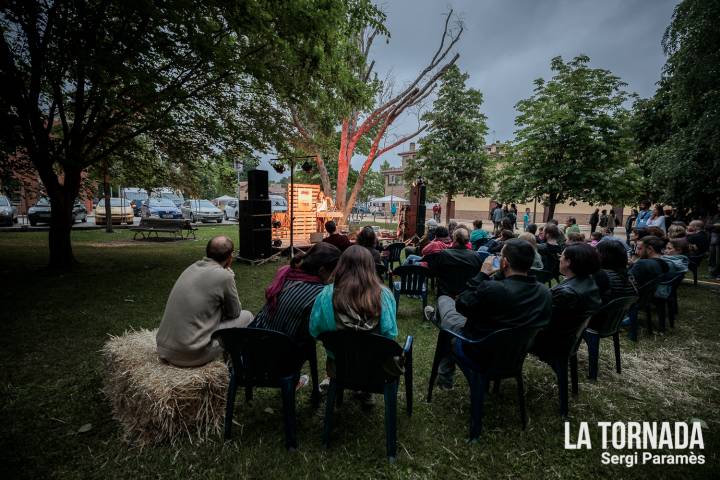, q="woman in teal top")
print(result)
[310,245,397,345]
